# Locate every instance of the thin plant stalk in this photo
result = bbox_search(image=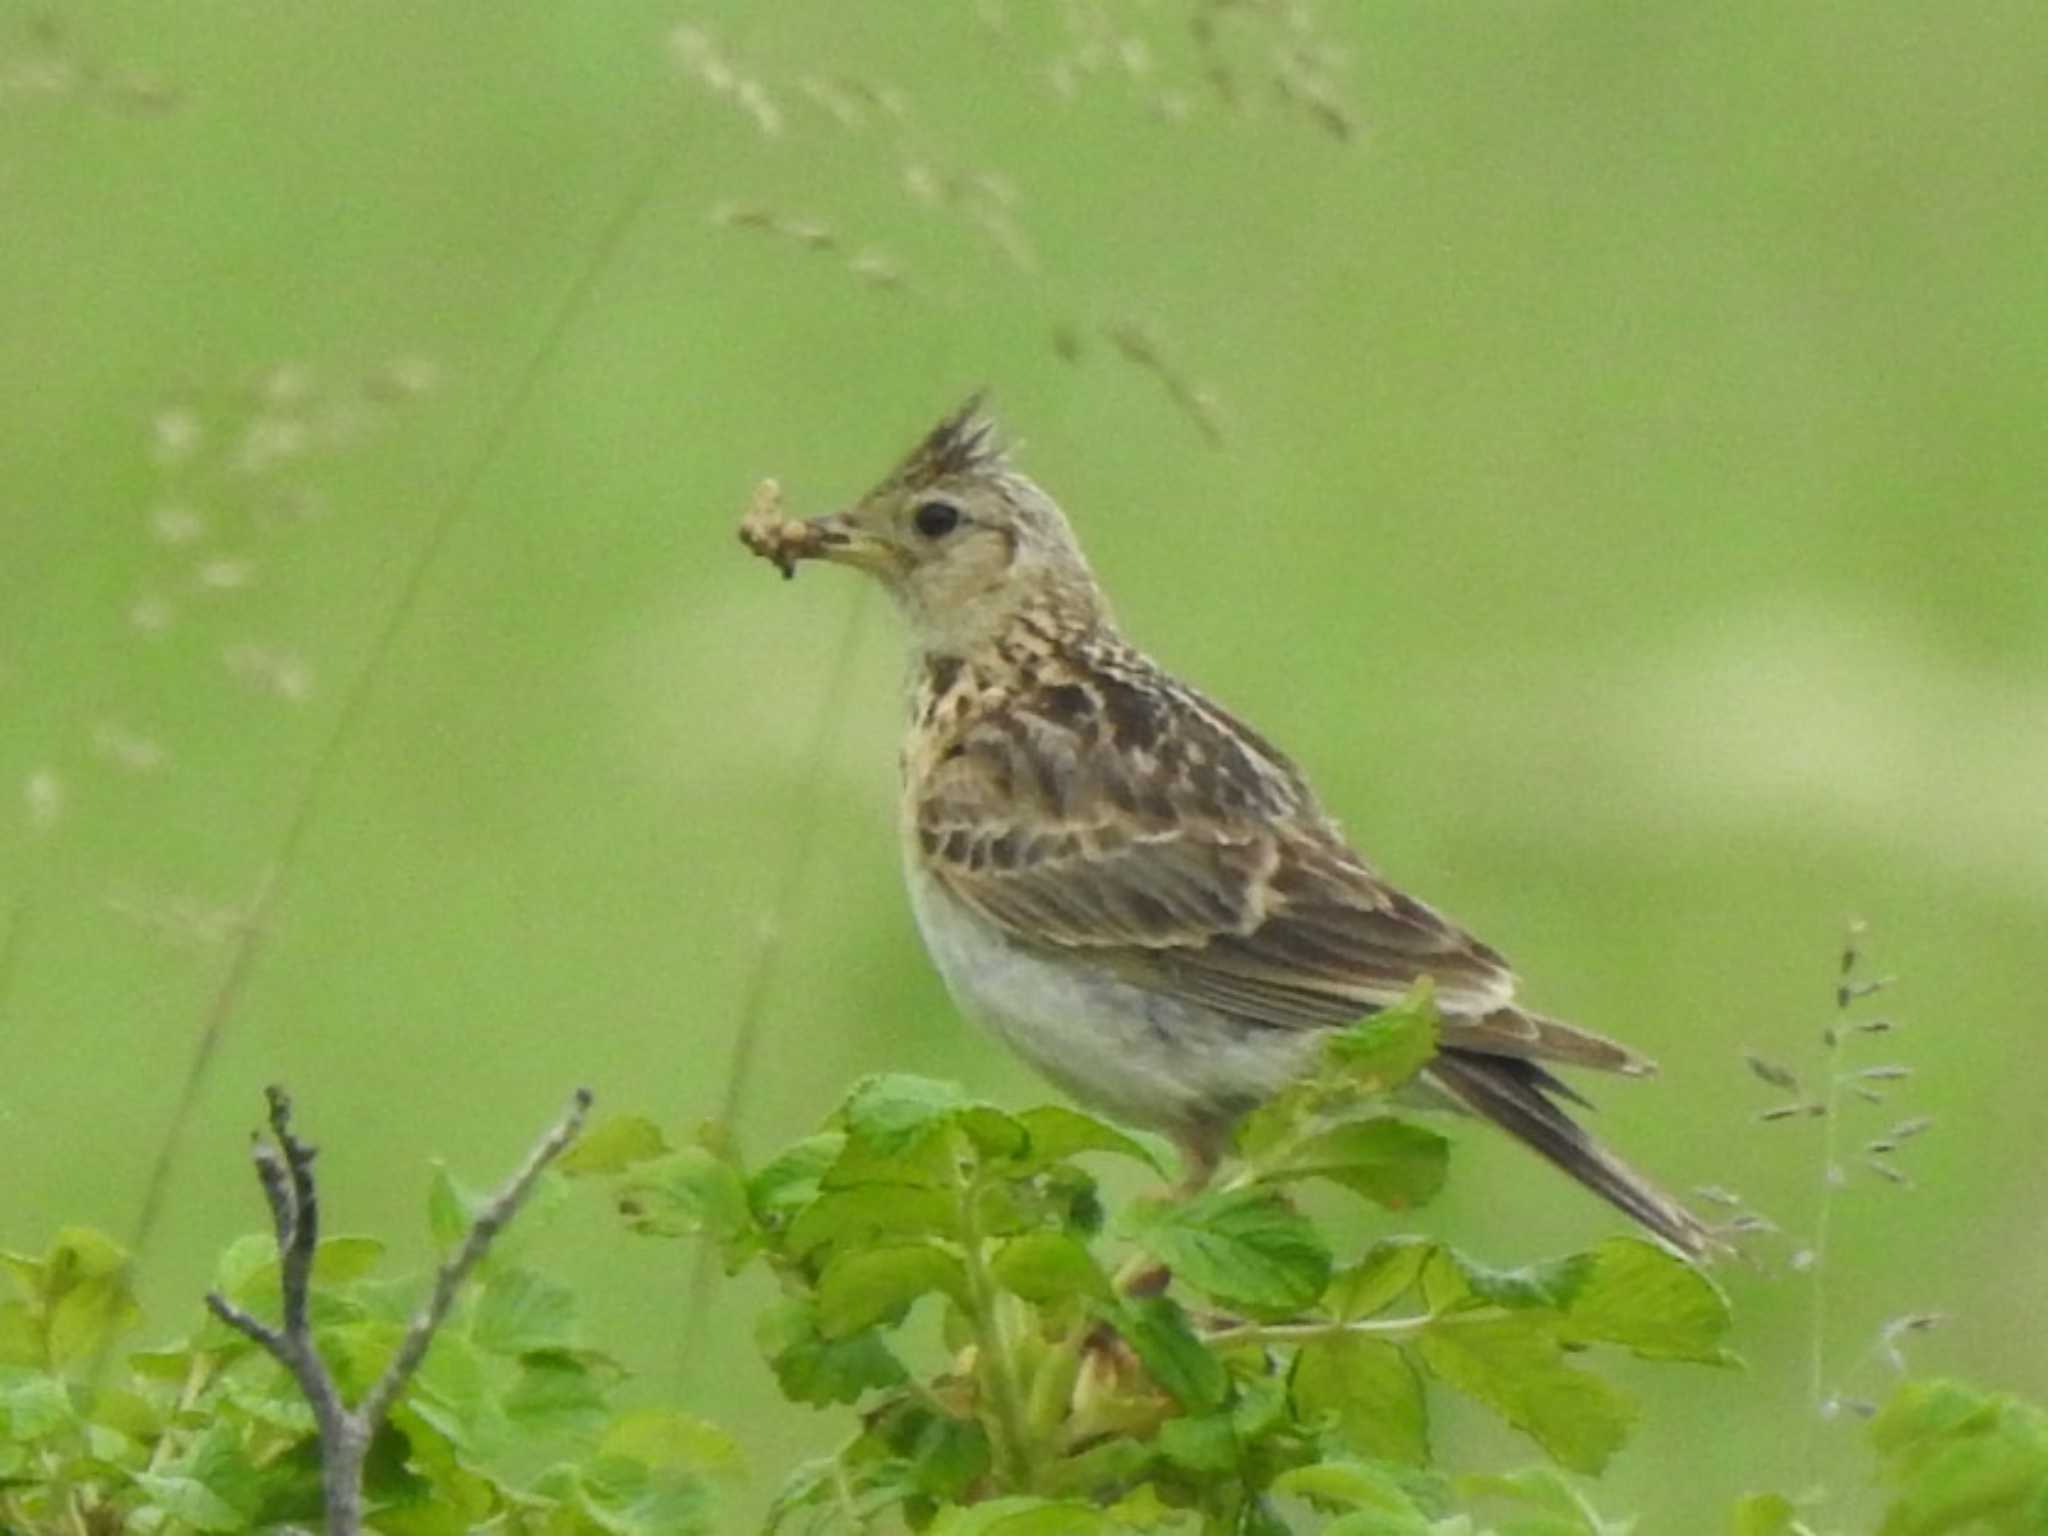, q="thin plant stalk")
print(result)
[676,588,871,1386]
[121,116,698,1308]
